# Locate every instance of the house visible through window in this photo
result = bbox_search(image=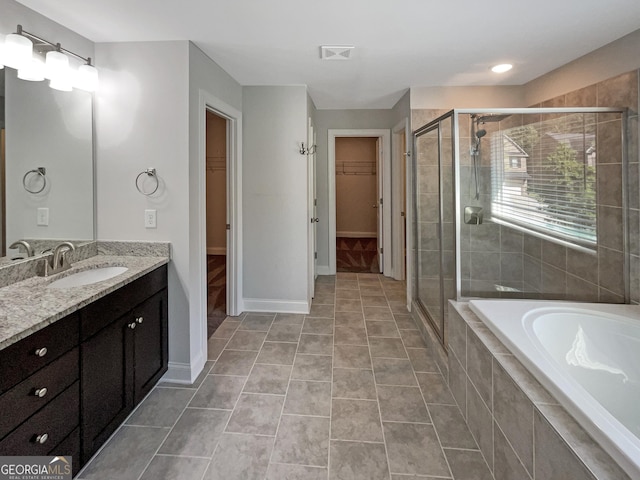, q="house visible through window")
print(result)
[491,114,597,249]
